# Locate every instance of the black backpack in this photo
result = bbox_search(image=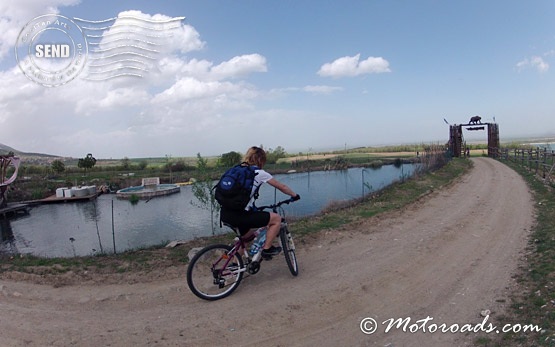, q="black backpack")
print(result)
[214,163,258,211]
